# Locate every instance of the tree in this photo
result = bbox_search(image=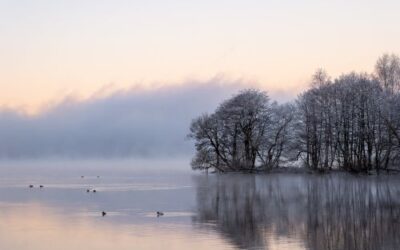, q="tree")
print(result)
[189,53,400,173]
[375,53,400,93]
[216,89,270,170]
[189,89,293,172]
[188,113,228,172]
[257,102,295,169]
